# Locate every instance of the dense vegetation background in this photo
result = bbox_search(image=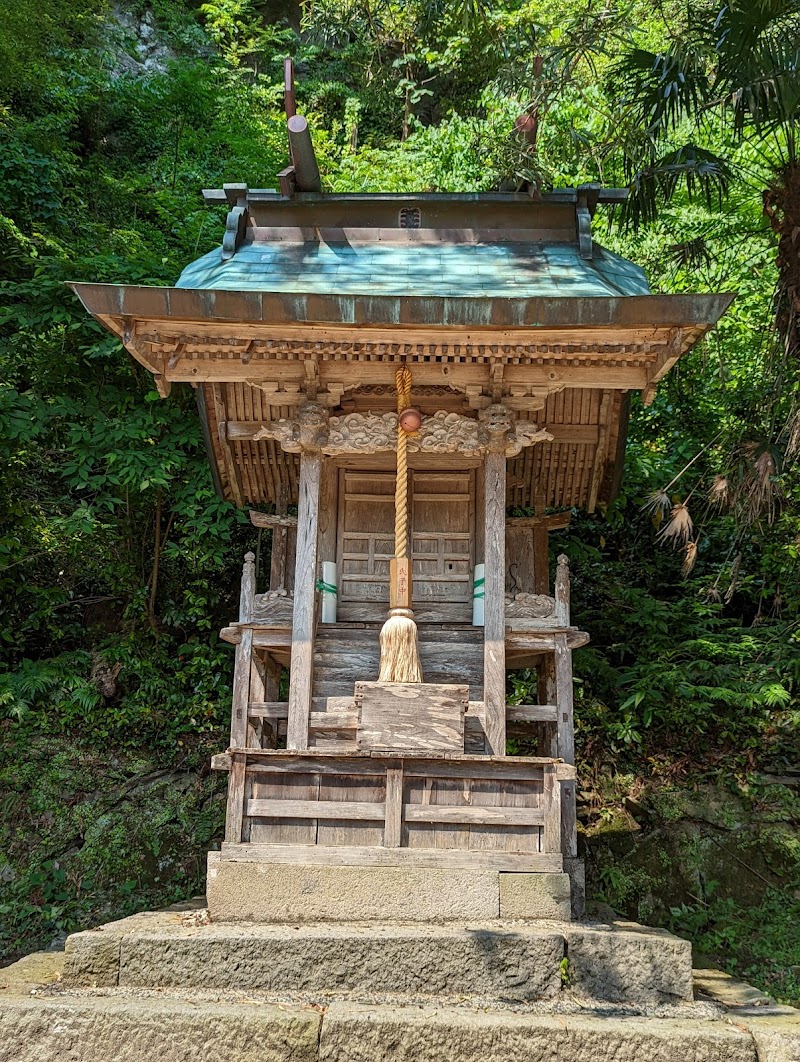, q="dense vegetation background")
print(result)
[1,0,798,999]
